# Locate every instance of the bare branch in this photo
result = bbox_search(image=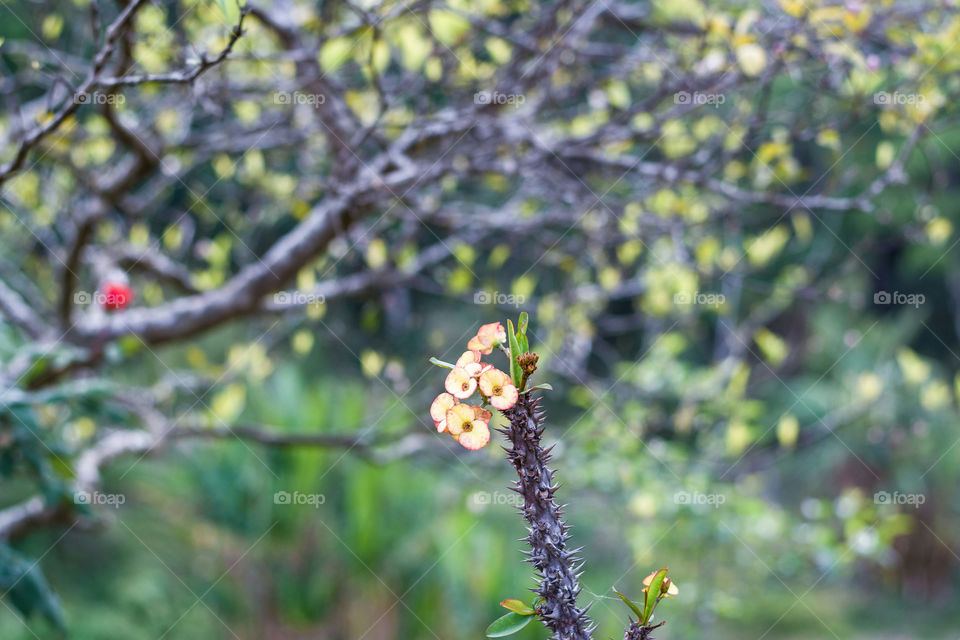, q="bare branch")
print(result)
[0,278,50,339]
[97,17,247,87]
[0,0,151,186]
